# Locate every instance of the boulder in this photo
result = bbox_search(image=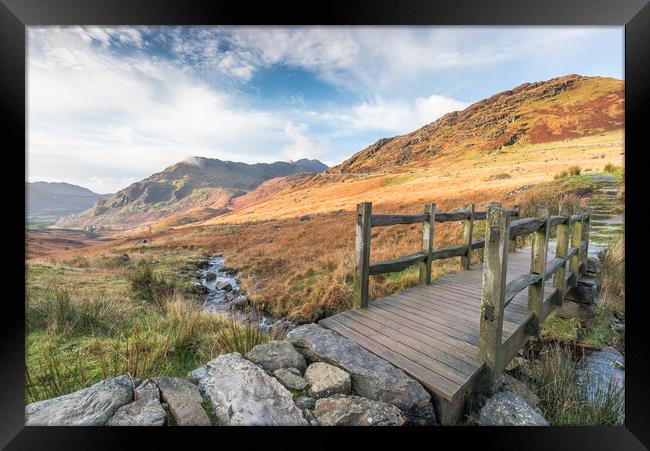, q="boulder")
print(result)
[187,365,209,385]
[478,391,549,426]
[295,396,316,411]
[587,257,601,275]
[287,324,434,425]
[25,375,136,426]
[106,380,166,426]
[565,276,598,305]
[196,353,307,425]
[273,368,309,392]
[231,294,249,310]
[118,254,130,262]
[215,278,233,291]
[191,282,209,295]
[205,272,217,282]
[579,346,625,400]
[152,377,211,426]
[555,300,595,321]
[305,362,351,398]
[315,394,405,426]
[245,340,307,374]
[497,373,539,408]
